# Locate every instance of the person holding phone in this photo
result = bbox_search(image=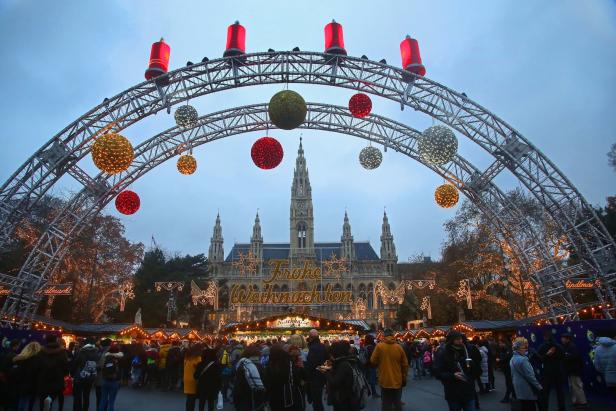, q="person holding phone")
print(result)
[432,331,481,411]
